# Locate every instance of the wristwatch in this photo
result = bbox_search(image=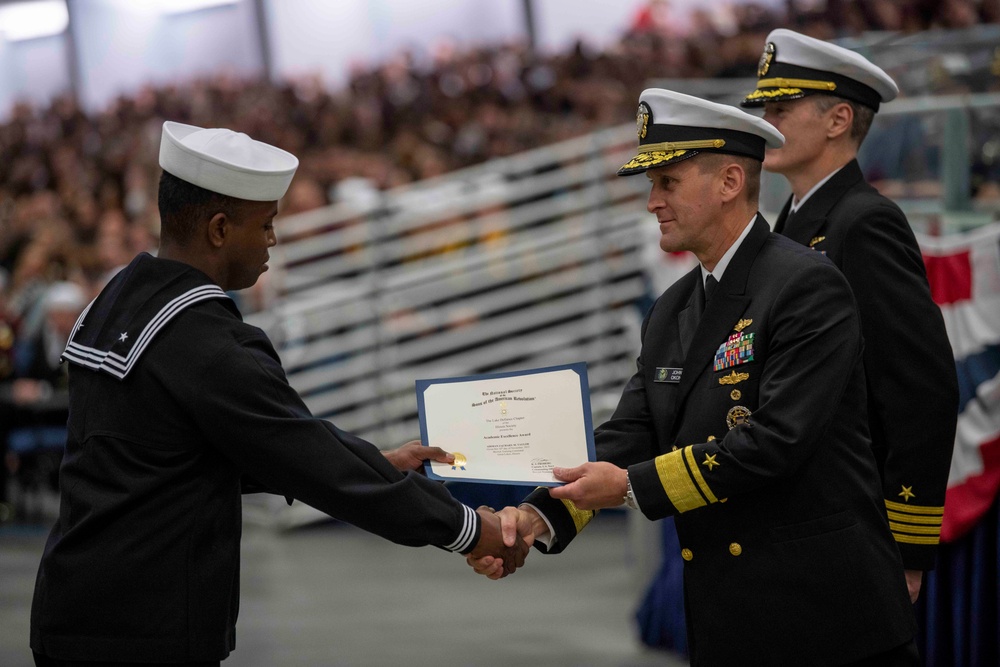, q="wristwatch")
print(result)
[623,472,639,510]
